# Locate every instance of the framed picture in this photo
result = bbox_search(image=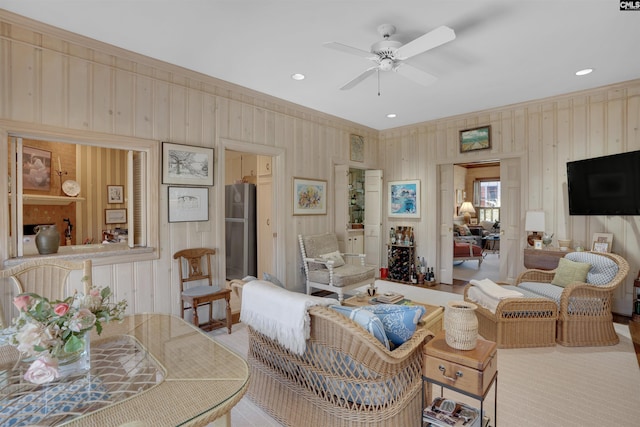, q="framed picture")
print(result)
[470,218,478,225]
[533,240,543,250]
[105,208,127,224]
[168,186,209,222]
[591,232,613,253]
[459,125,491,153]
[592,241,610,253]
[388,180,421,218]
[107,185,124,203]
[293,177,327,215]
[350,134,364,162]
[162,142,214,186]
[455,189,464,205]
[22,146,52,191]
